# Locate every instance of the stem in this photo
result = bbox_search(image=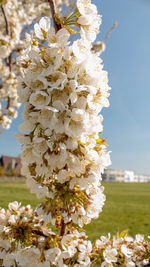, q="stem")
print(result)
[48,0,62,32]
[60,218,66,236]
[1,4,10,35]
